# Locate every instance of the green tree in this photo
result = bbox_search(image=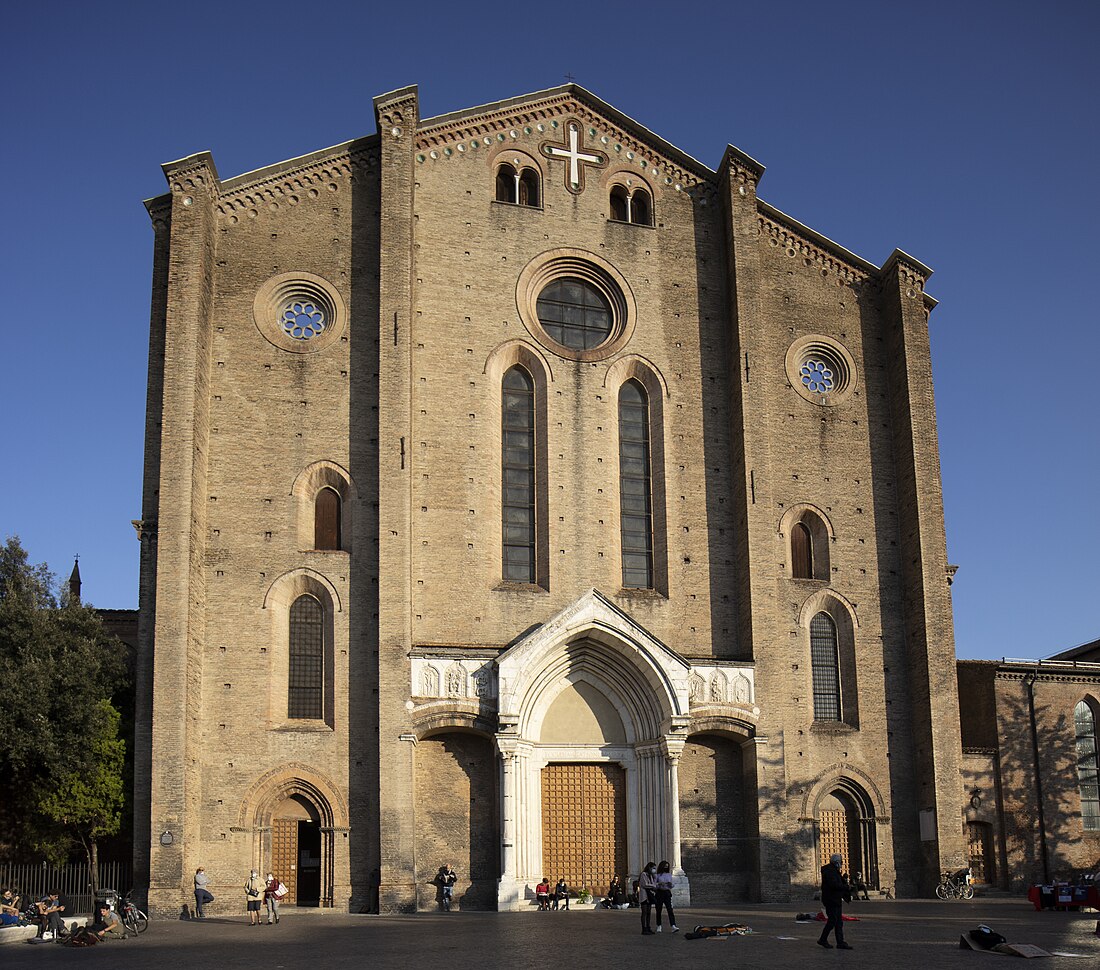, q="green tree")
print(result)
[38,701,126,892]
[0,536,128,882]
